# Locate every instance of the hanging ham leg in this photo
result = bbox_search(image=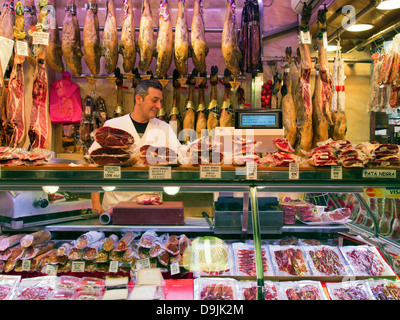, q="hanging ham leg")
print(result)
[0,1,15,40]
[120,0,136,73]
[191,0,208,74]
[195,72,207,138]
[312,7,333,147]
[169,70,182,136]
[222,0,241,79]
[220,68,234,127]
[62,0,83,76]
[103,0,118,75]
[294,3,313,153]
[174,0,189,76]
[281,47,297,148]
[182,69,197,142]
[6,54,25,148]
[138,0,155,72]
[156,0,173,79]
[207,66,219,132]
[83,0,101,76]
[28,50,48,149]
